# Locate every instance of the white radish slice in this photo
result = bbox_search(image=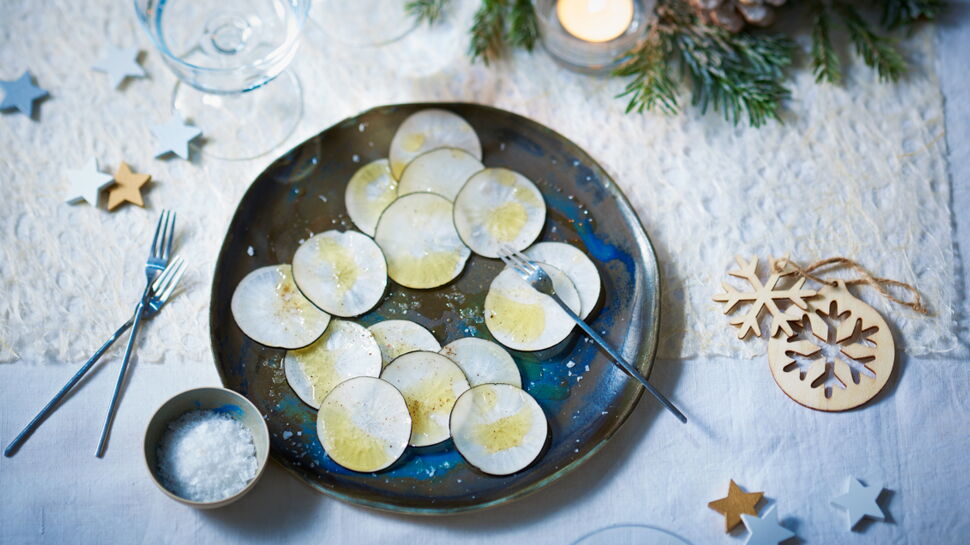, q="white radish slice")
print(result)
[450,384,548,476]
[388,109,482,179]
[380,351,470,447]
[368,320,441,367]
[344,159,398,237]
[231,264,331,349]
[440,337,521,388]
[284,320,382,409]
[524,242,601,319]
[398,148,484,201]
[316,376,411,473]
[453,168,546,258]
[292,230,387,317]
[374,192,471,289]
[484,263,581,351]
